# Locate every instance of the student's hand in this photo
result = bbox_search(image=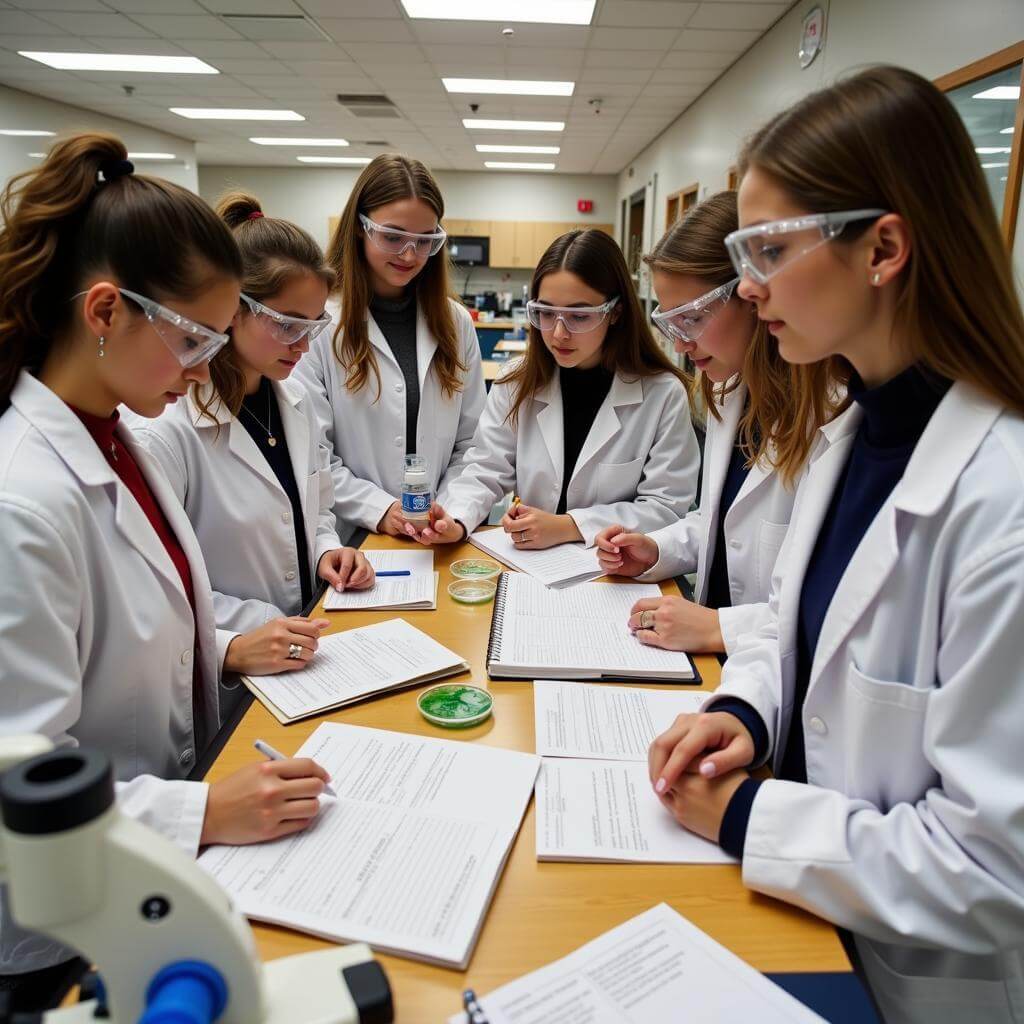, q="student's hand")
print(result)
[501,504,582,549]
[223,616,331,675]
[201,758,330,845]
[318,547,374,592]
[595,526,659,577]
[376,501,410,537]
[648,711,755,794]
[656,768,750,844]
[406,502,465,545]
[628,596,724,653]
